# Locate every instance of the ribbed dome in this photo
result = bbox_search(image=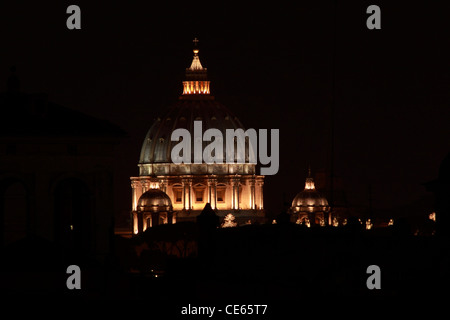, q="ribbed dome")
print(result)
[291,190,329,212]
[139,98,246,164]
[291,171,329,213]
[137,189,173,212]
[139,40,249,166]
